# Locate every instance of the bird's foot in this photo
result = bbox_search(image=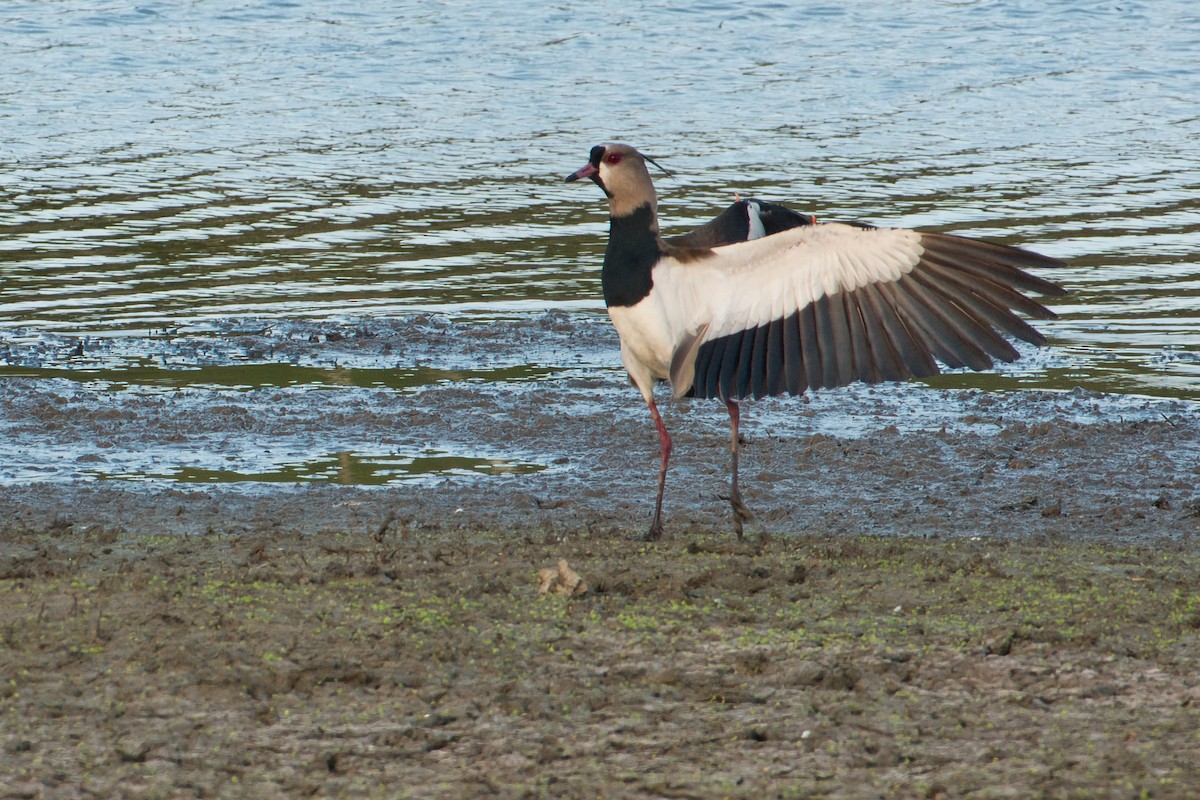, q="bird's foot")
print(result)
[631,517,665,541]
[720,491,755,540]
